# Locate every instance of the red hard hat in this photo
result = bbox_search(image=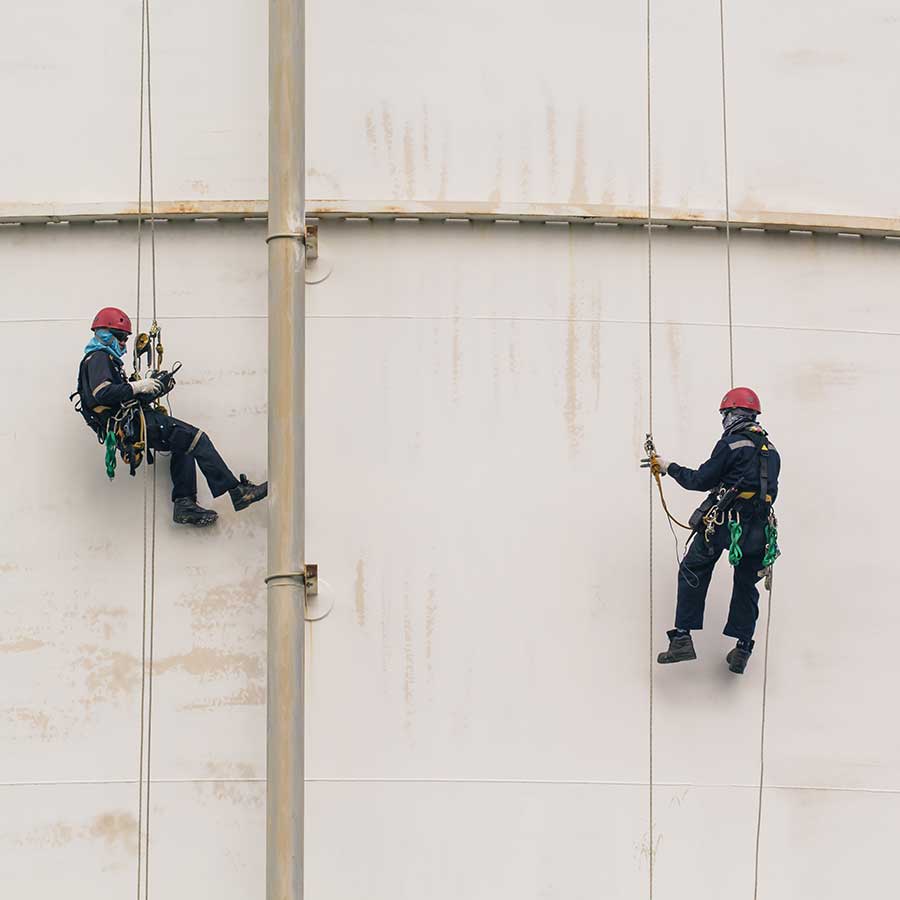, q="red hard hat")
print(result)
[720,387,761,414]
[91,307,132,334]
